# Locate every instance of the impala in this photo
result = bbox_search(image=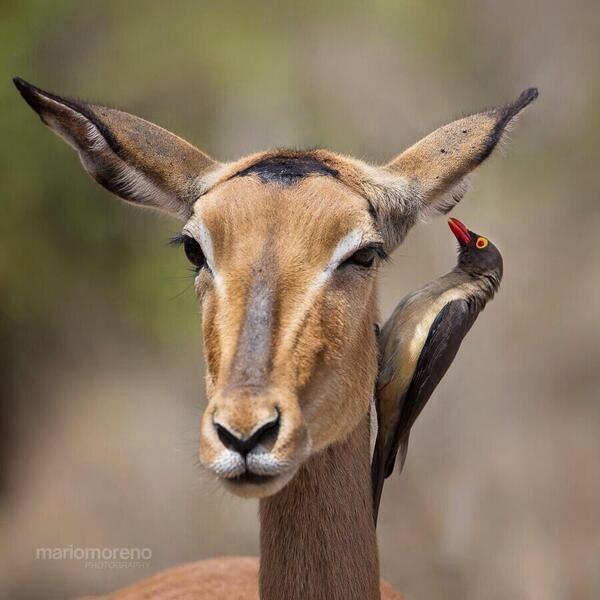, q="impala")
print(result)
[14,77,537,600]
